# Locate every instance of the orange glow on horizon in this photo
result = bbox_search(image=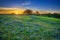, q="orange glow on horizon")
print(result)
[0,8,25,14]
[0,7,59,14]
